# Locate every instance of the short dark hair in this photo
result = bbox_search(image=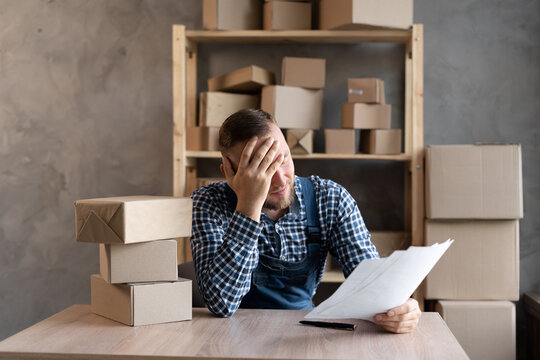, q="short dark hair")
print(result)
[219,109,277,153]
